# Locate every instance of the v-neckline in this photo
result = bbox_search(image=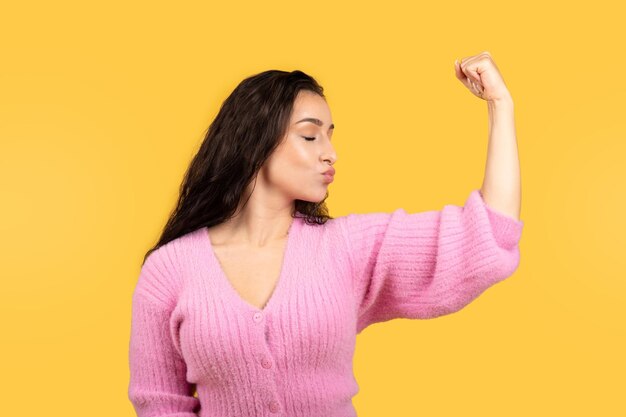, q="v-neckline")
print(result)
[200,216,301,313]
